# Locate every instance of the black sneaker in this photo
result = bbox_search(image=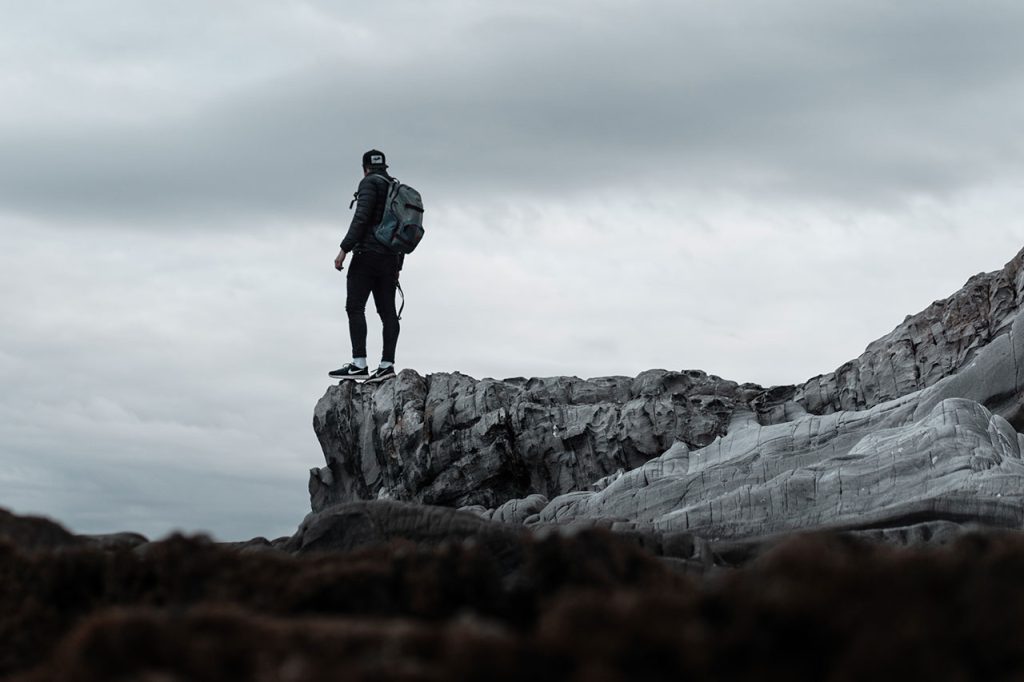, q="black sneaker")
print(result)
[328,363,368,380]
[365,365,396,384]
